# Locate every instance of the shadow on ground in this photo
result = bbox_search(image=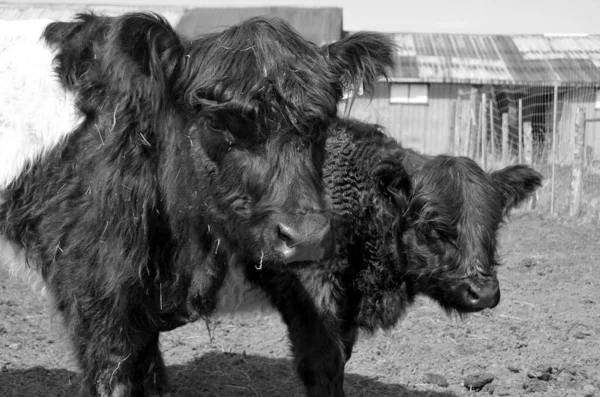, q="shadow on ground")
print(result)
[0,351,457,397]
